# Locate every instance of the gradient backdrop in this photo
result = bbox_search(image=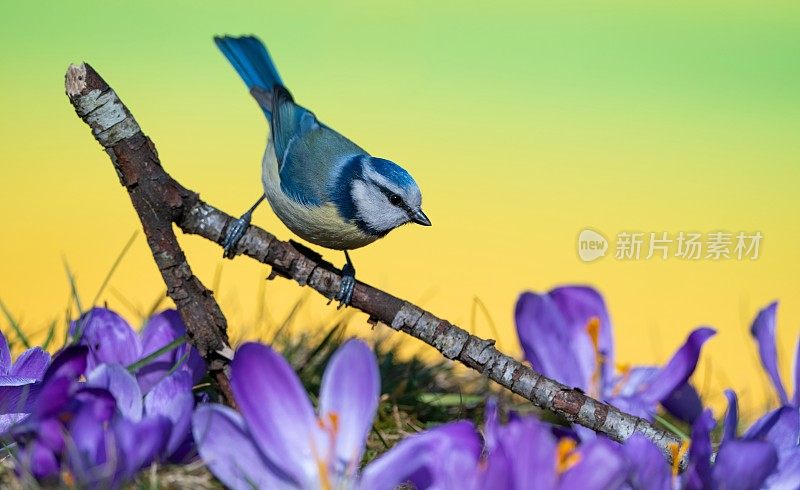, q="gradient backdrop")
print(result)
[1,1,798,415]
